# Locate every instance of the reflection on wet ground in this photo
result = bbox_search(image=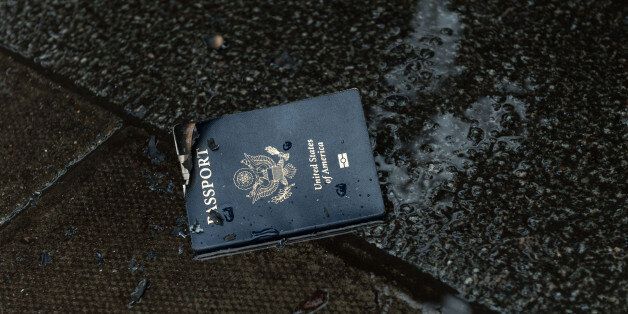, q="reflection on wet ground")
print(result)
[364,0,626,311]
[384,0,463,95]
